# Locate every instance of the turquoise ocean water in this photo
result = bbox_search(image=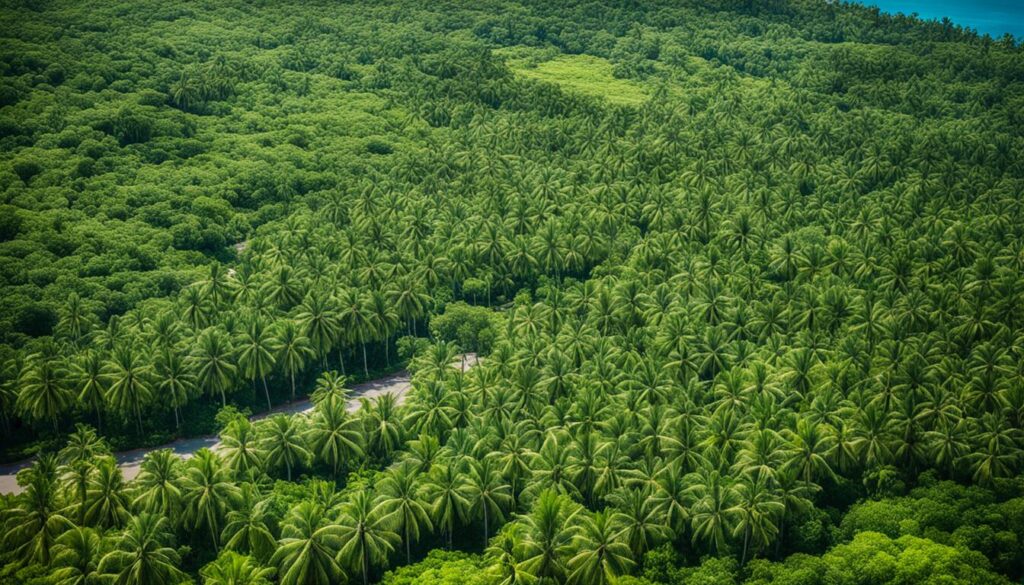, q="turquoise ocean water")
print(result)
[868,0,1024,39]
